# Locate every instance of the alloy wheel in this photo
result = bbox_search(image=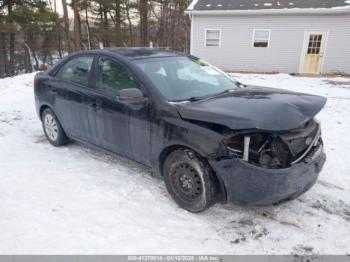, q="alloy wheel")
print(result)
[44,114,59,141]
